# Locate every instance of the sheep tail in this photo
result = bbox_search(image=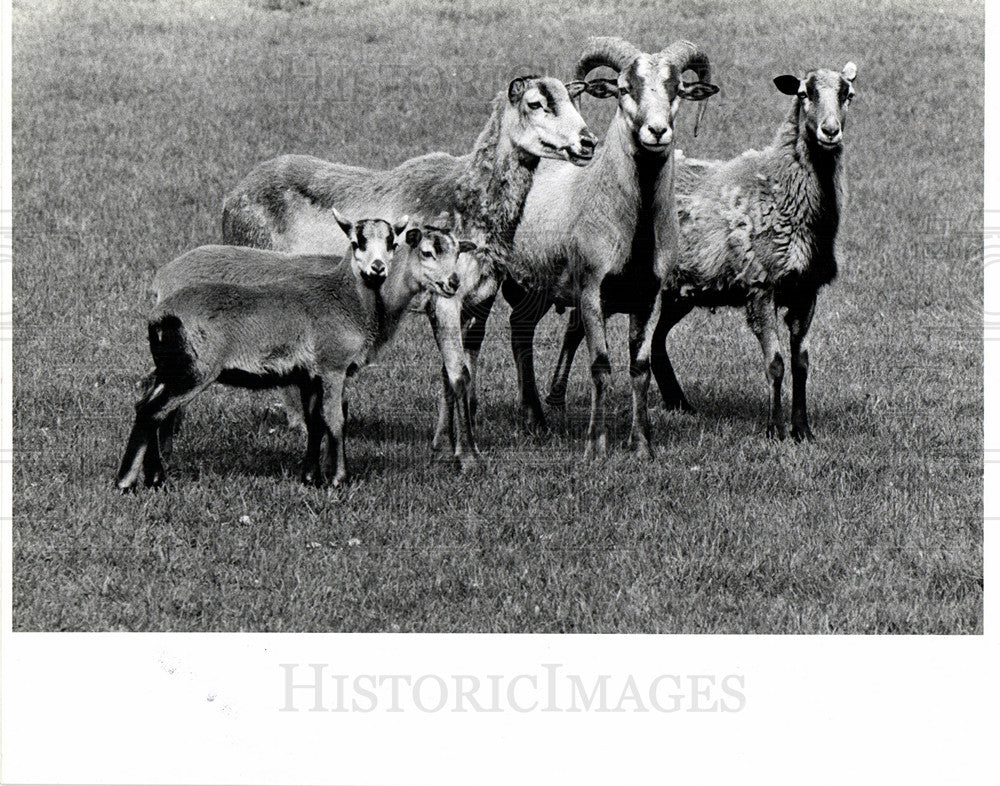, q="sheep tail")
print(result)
[147,314,197,388]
